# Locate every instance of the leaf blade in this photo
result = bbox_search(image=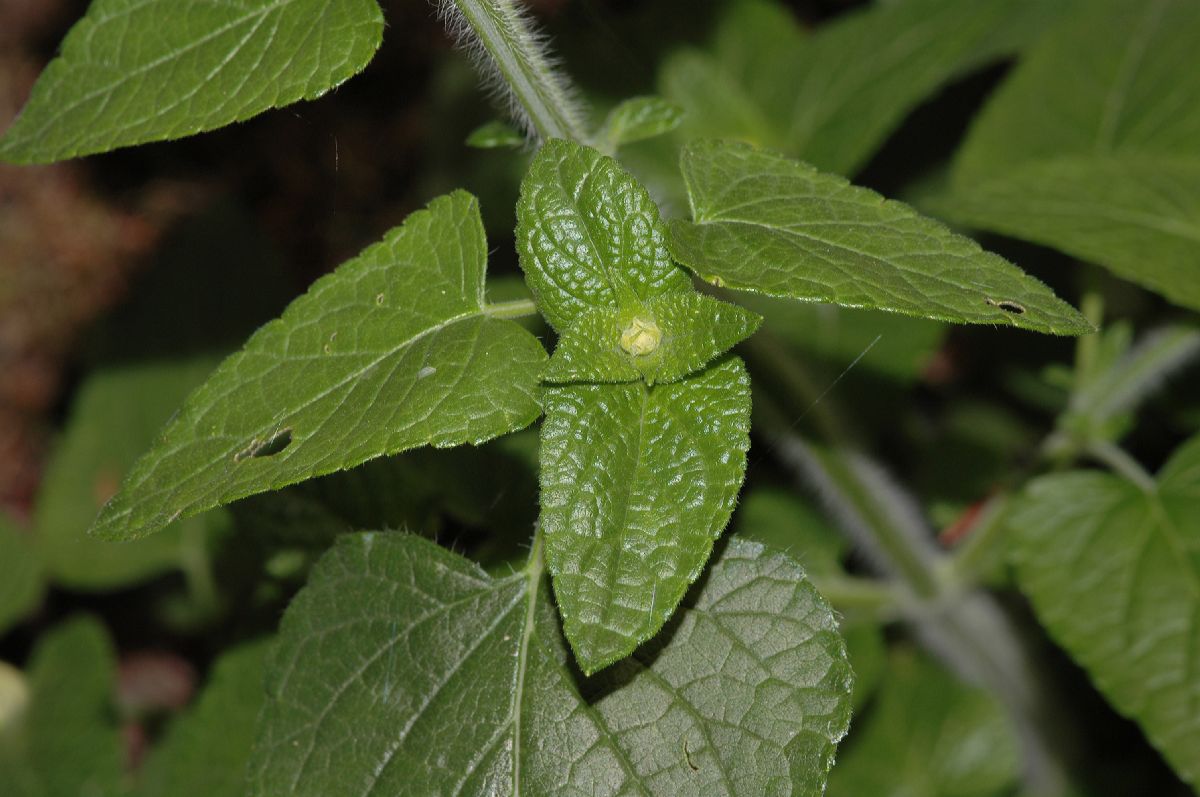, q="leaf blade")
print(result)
[0,0,384,163]
[247,532,853,796]
[1011,435,1200,786]
[540,357,752,673]
[669,140,1091,335]
[91,191,547,541]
